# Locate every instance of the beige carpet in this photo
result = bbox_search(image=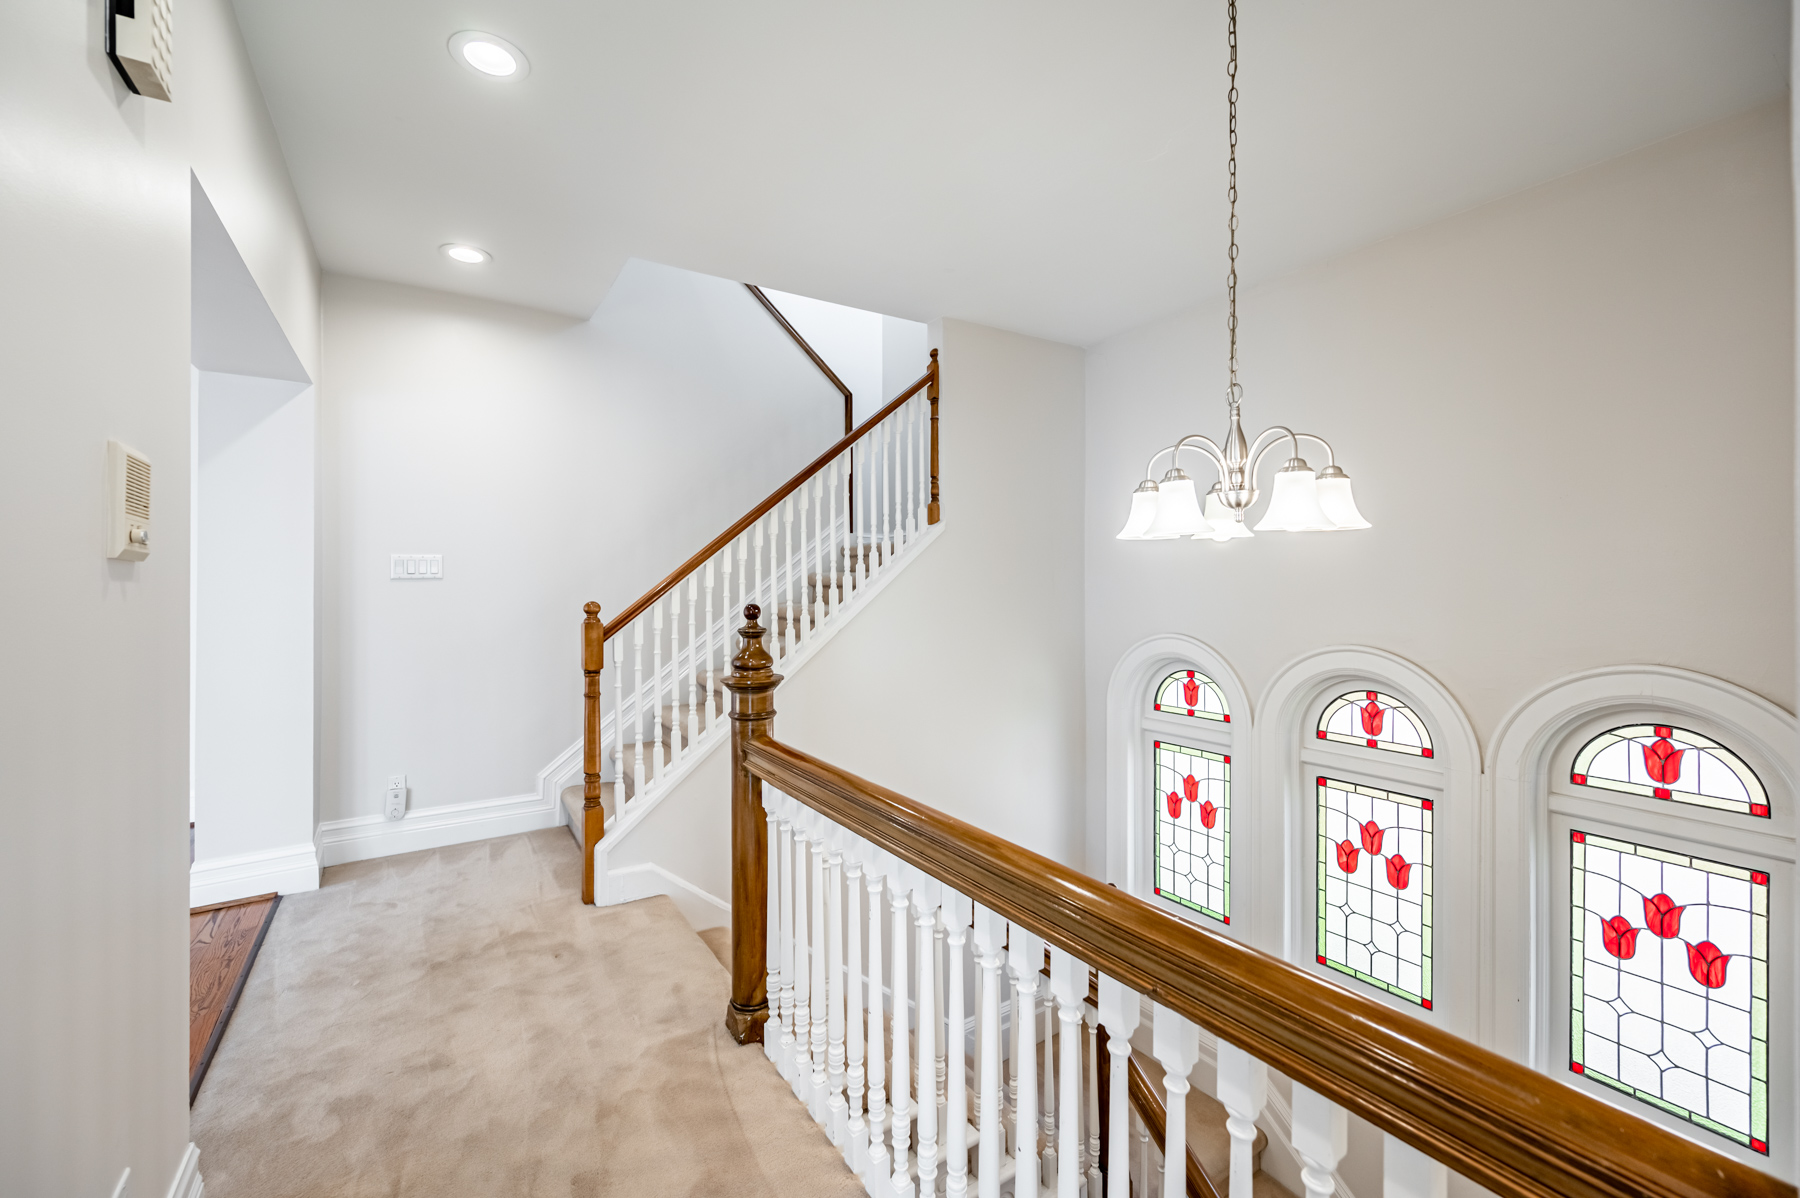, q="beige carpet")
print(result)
[192,829,862,1198]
